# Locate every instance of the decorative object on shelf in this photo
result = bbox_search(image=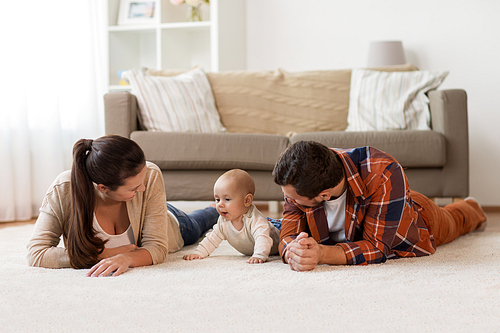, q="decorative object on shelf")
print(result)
[366,41,406,67]
[117,70,129,86]
[118,0,159,25]
[170,0,210,22]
